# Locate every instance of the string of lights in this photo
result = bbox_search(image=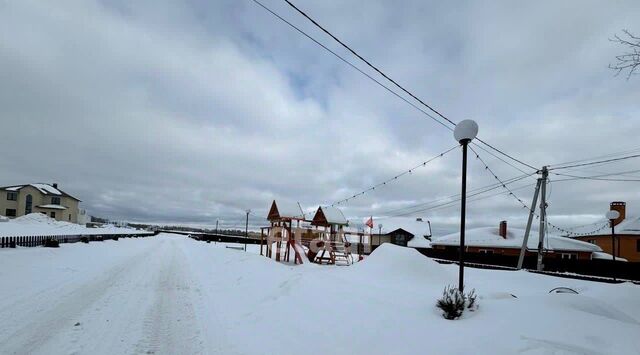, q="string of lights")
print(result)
[468,146,584,236]
[382,181,538,218]
[330,144,459,206]
[372,172,536,218]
